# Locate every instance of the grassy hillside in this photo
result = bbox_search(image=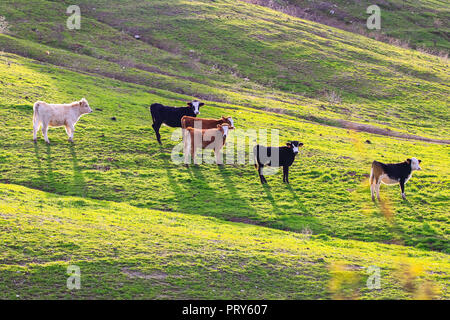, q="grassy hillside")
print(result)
[0,0,448,299]
[1,183,448,299]
[0,0,448,139]
[246,0,450,53]
[0,52,448,253]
